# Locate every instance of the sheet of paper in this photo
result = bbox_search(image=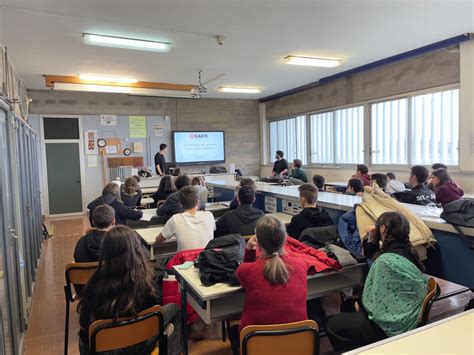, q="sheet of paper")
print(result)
[153,124,164,137]
[264,196,277,213]
[87,155,98,168]
[105,145,117,154]
[129,116,147,138]
[140,213,154,221]
[100,115,117,126]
